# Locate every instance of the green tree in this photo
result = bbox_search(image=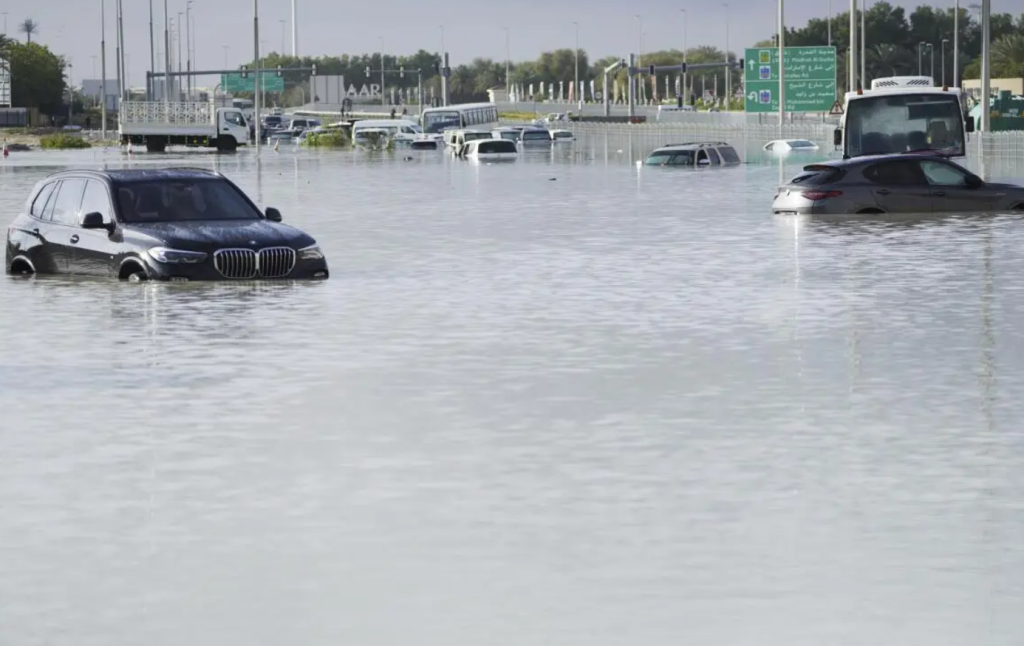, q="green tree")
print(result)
[5,41,66,112]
